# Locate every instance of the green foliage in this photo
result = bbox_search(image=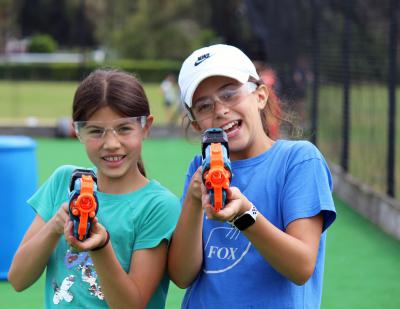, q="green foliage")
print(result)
[27,34,58,53]
[102,0,218,60]
[0,59,181,82]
